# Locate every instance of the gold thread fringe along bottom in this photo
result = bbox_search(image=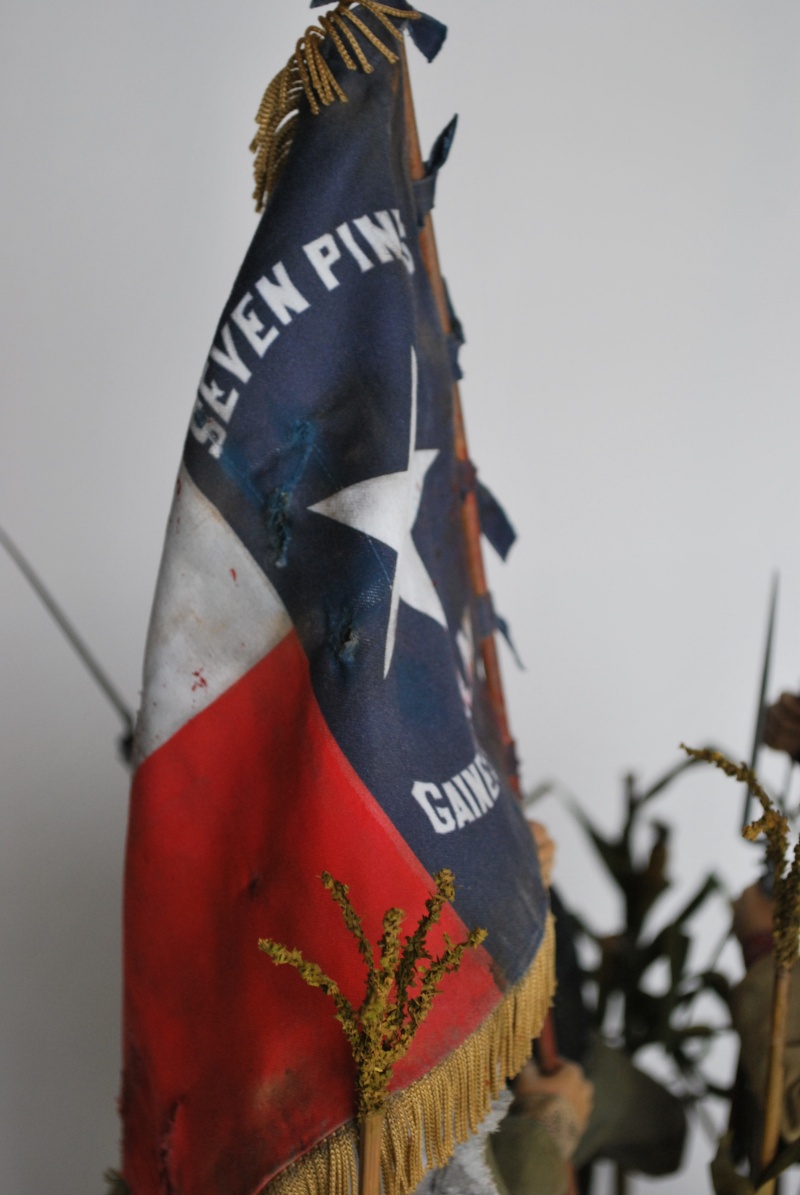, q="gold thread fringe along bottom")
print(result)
[265,912,556,1195]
